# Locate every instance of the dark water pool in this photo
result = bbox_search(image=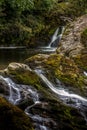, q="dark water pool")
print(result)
[0,48,37,69]
[0,47,56,69]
